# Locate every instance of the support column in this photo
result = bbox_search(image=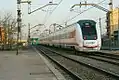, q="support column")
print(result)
[16,0,22,55]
